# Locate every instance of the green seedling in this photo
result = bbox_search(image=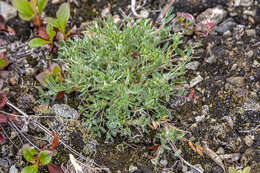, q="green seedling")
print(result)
[22,132,62,173]
[36,63,64,87]
[12,0,47,27]
[229,167,251,173]
[29,24,56,48]
[47,3,71,40]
